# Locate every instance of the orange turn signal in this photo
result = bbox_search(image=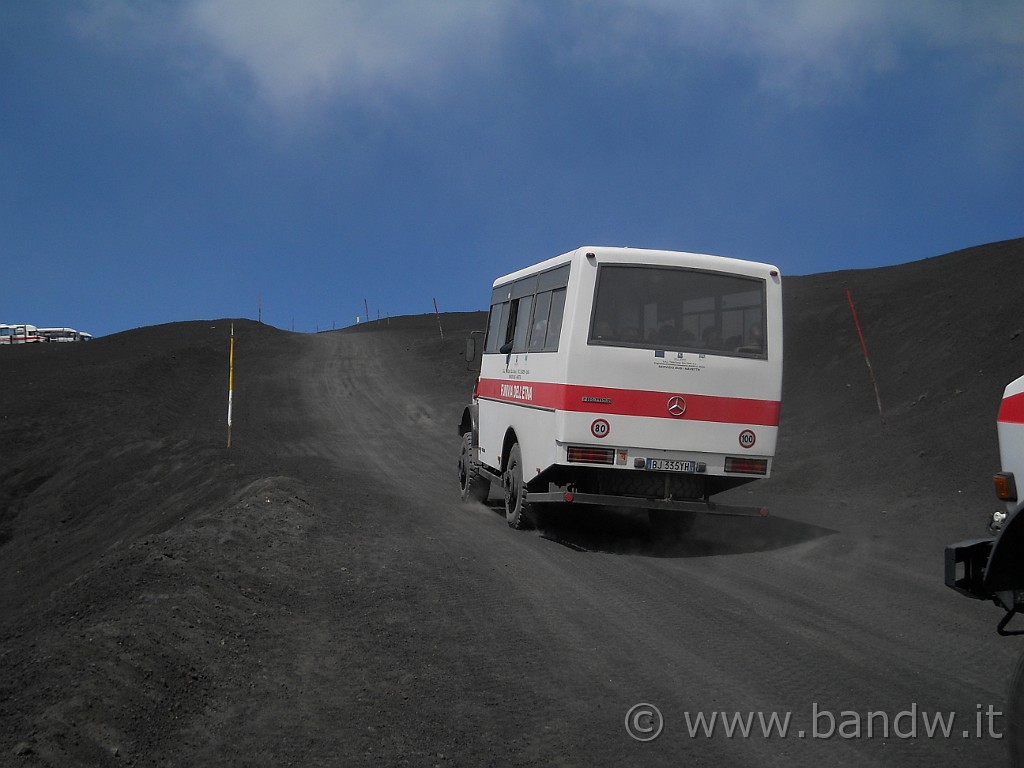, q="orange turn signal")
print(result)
[995,472,1017,502]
